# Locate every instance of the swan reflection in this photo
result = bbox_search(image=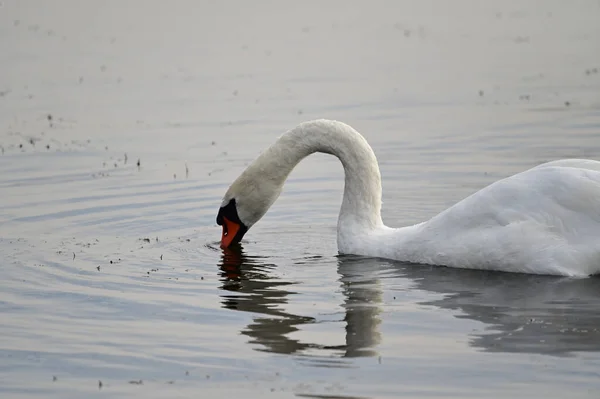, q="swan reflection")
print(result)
[218,247,382,357]
[218,247,600,358]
